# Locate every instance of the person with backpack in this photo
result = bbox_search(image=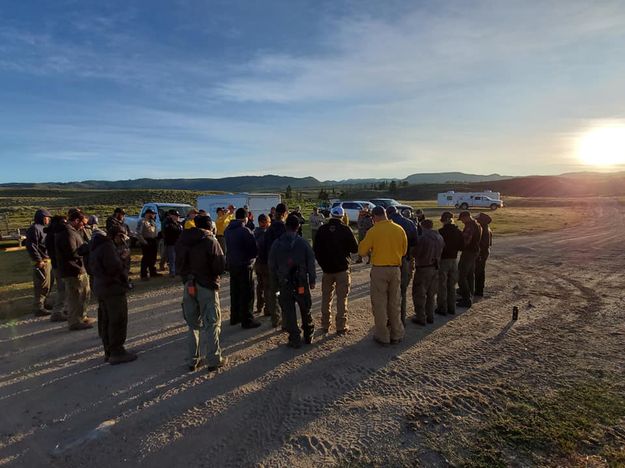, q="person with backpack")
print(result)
[175,216,227,372]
